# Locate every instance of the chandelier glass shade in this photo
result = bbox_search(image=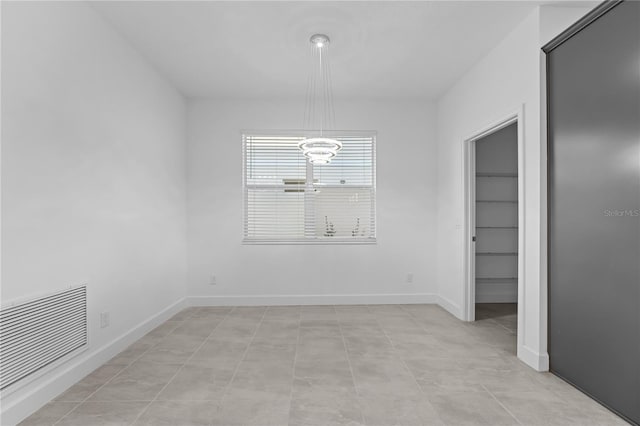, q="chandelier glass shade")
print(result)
[300,34,341,165]
[298,137,343,165]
